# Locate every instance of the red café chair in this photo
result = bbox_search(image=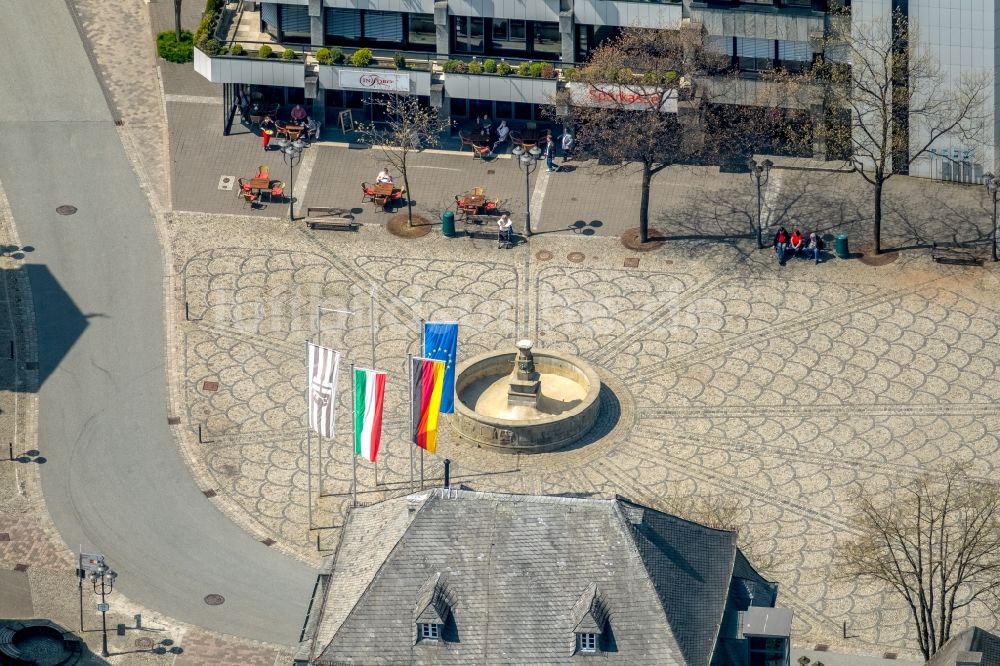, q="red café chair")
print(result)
[483,197,500,213]
[241,190,259,208]
[267,180,285,203]
[362,182,375,203]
